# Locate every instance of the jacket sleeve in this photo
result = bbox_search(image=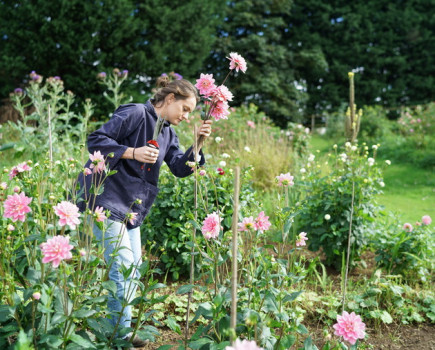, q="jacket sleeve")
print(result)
[87,104,142,169]
[164,129,206,178]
